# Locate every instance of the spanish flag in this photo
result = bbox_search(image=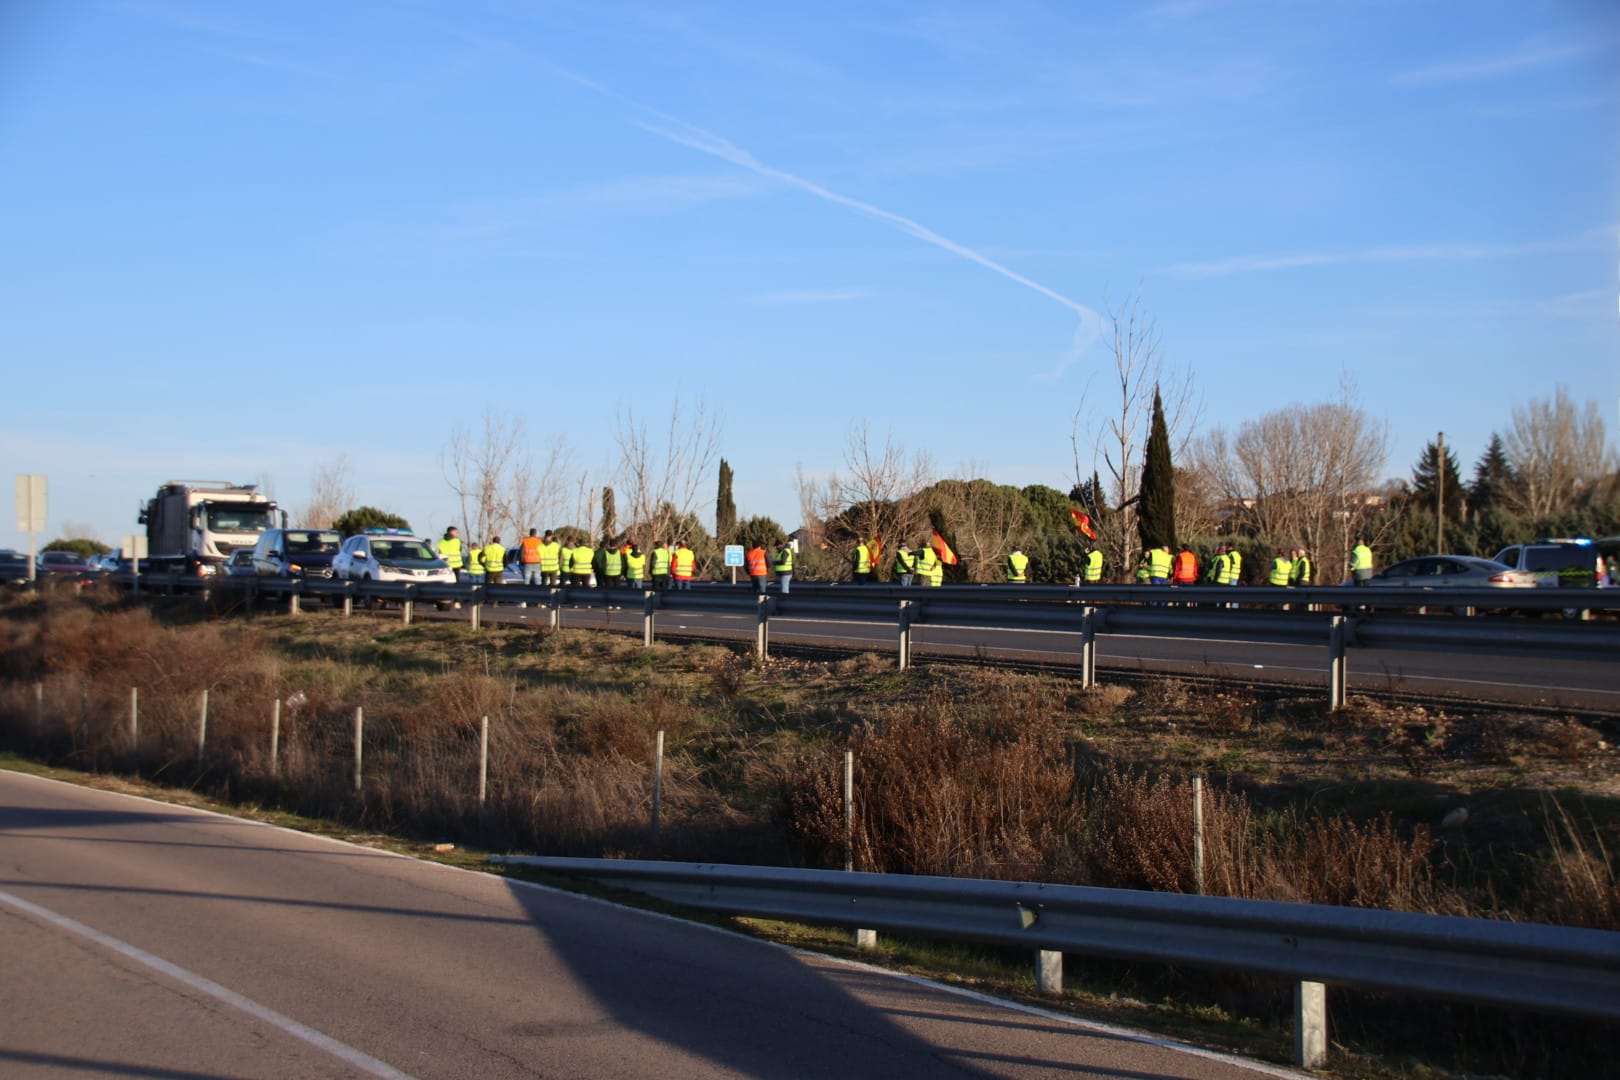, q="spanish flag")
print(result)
[930,530,958,566]
[868,536,883,571]
[1069,509,1099,540]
